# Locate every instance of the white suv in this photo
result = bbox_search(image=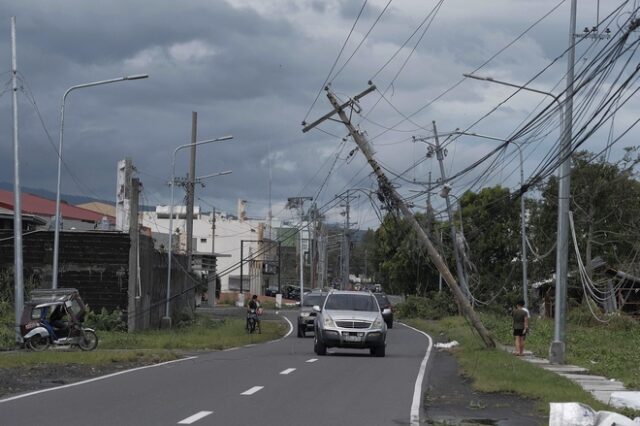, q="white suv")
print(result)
[313,290,388,357]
